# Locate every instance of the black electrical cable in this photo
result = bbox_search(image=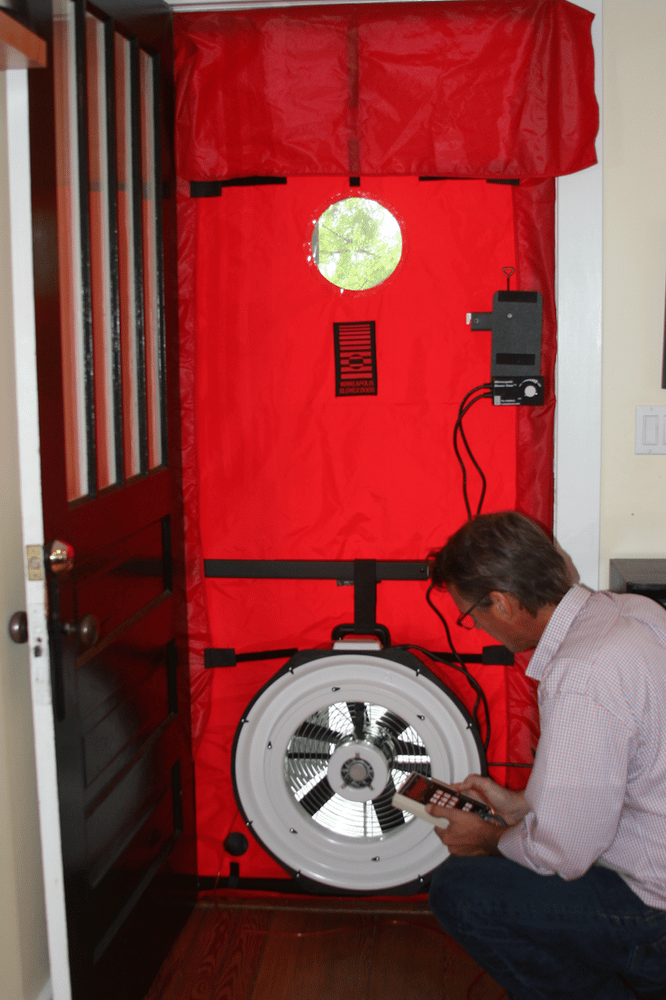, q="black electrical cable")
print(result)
[401,640,490,753]
[422,589,538,768]
[454,389,491,518]
[407,583,493,751]
[459,382,493,411]
[453,383,491,519]
[487,761,533,768]
[422,588,536,769]
[458,393,492,508]
[453,388,493,519]
[454,384,492,515]
[420,383,519,759]
[419,381,535,768]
